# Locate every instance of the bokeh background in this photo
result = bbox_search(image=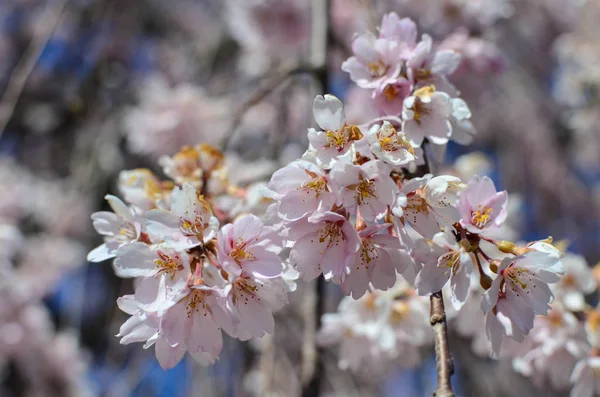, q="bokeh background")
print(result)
[0,0,598,396]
